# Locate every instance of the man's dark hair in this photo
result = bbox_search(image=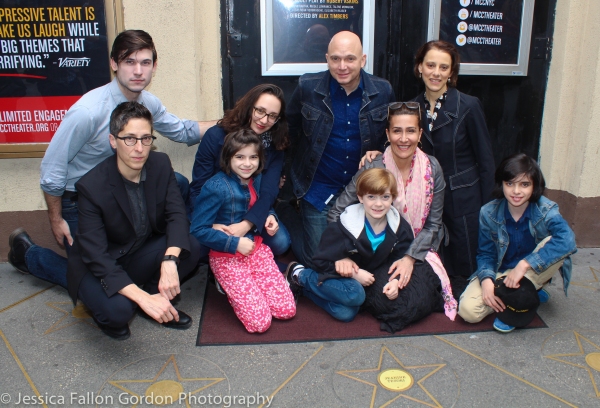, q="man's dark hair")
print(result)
[110,29,157,66]
[220,129,265,177]
[218,83,289,151]
[492,153,546,202]
[110,101,153,136]
[413,40,461,87]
